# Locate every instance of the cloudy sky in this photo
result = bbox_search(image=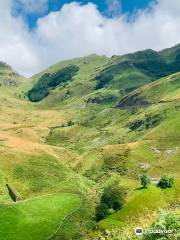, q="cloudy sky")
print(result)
[0,0,180,76]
